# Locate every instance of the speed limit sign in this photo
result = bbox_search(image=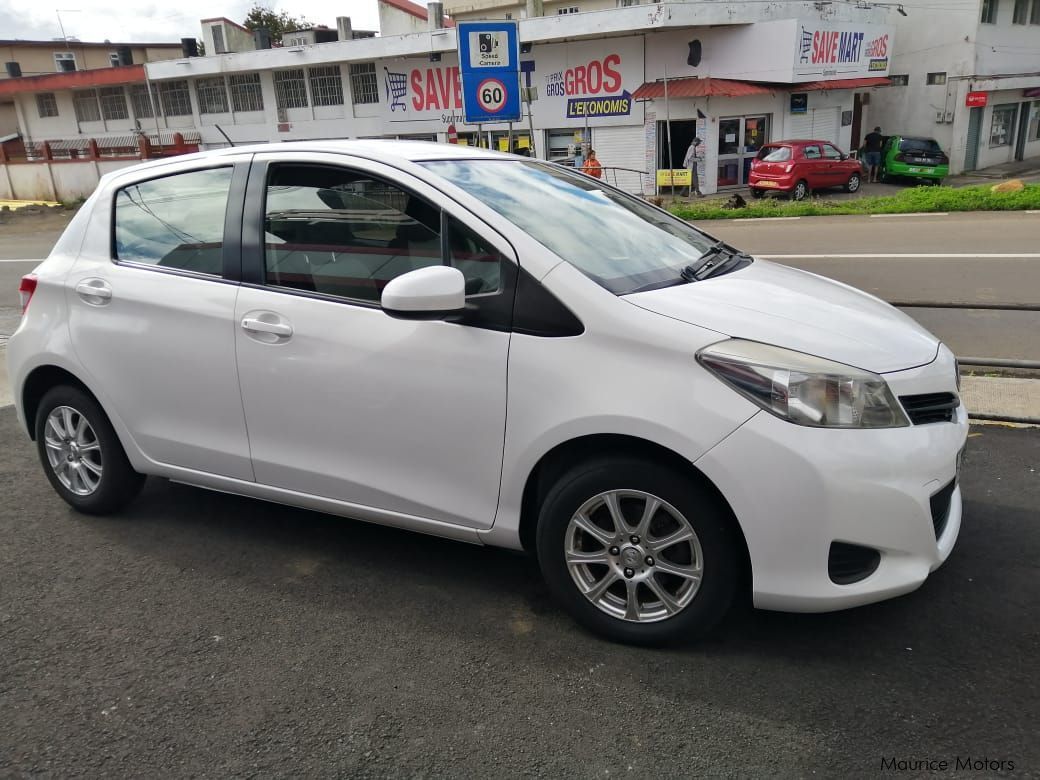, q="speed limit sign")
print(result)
[476,78,507,114]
